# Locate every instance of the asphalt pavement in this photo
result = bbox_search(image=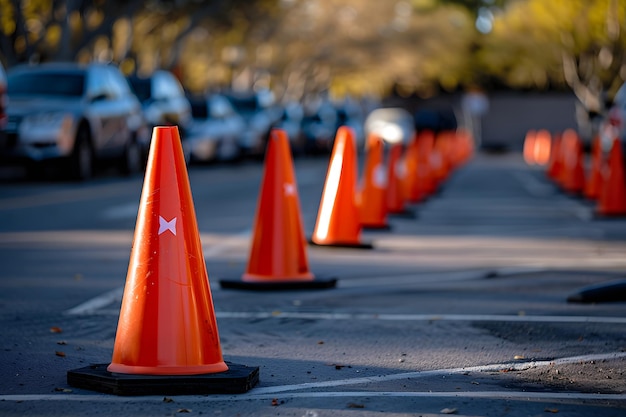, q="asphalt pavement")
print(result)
[1,150,626,416]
